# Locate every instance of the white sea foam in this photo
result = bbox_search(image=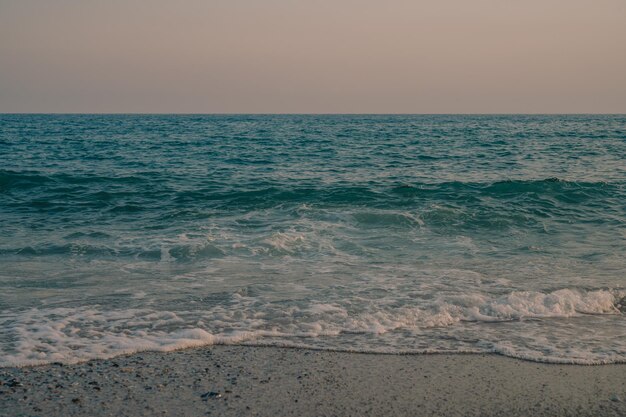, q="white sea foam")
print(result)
[263,232,307,252]
[1,288,623,367]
